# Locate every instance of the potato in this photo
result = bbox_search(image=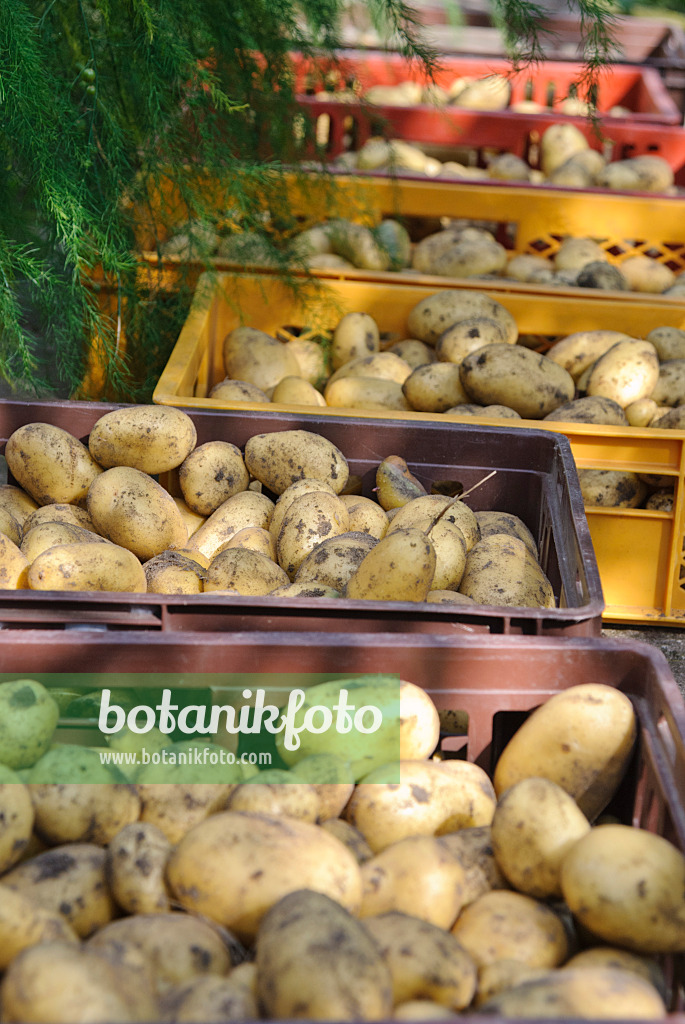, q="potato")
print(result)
[328,220,391,272]
[332,312,381,369]
[475,960,551,1007]
[363,912,478,1009]
[393,1000,462,1019]
[271,376,327,406]
[88,406,197,474]
[166,811,362,942]
[0,888,81,972]
[426,589,476,604]
[28,540,147,593]
[375,456,427,511]
[0,505,23,546]
[256,890,393,1021]
[399,679,441,760]
[406,291,517,346]
[436,317,509,364]
[20,520,109,563]
[288,753,355,820]
[645,487,674,510]
[345,527,436,602]
[505,254,554,285]
[561,824,685,953]
[562,948,666,998]
[578,469,648,508]
[403,362,471,413]
[651,404,685,429]
[412,231,507,278]
[224,525,276,560]
[163,966,259,1024]
[223,329,302,394]
[227,778,321,821]
[269,478,336,539]
[0,678,59,769]
[488,153,531,182]
[136,777,239,844]
[5,422,103,506]
[177,441,249,516]
[107,821,172,914]
[545,330,634,381]
[650,359,685,407]
[88,912,233,994]
[543,395,629,426]
[328,352,413,387]
[625,398,661,427]
[540,123,589,177]
[0,483,39,526]
[285,336,327,386]
[325,375,413,411]
[144,550,205,594]
[320,818,375,863]
[388,339,436,369]
[208,378,271,403]
[186,490,275,561]
[346,759,496,853]
[474,510,537,559]
[2,843,116,937]
[490,777,590,899]
[294,531,377,591]
[173,497,205,539]
[0,767,34,872]
[28,777,141,845]
[620,256,675,293]
[554,238,607,272]
[340,495,389,539]
[204,546,290,594]
[460,344,575,419]
[276,491,350,578]
[437,826,508,906]
[493,683,637,821]
[87,466,187,560]
[22,502,95,534]
[0,532,30,589]
[452,889,569,969]
[479,967,666,1019]
[646,326,685,362]
[359,835,467,929]
[575,261,629,291]
[244,430,349,496]
[451,74,510,110]
[388,495,479,551]
[0,940,152,1023]
[458,535,555,609]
